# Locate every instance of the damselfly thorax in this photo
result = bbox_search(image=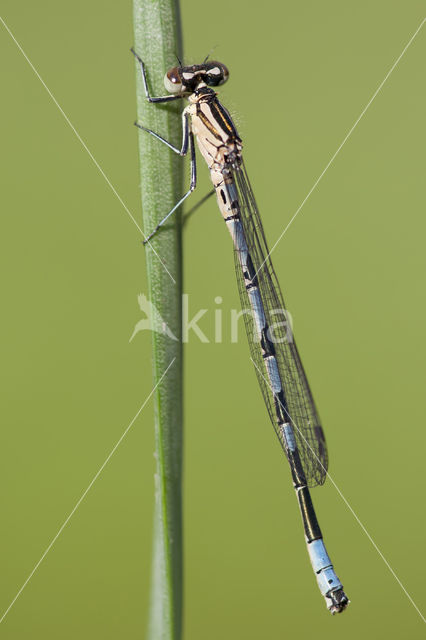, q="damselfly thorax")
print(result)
[185,84,243,219]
